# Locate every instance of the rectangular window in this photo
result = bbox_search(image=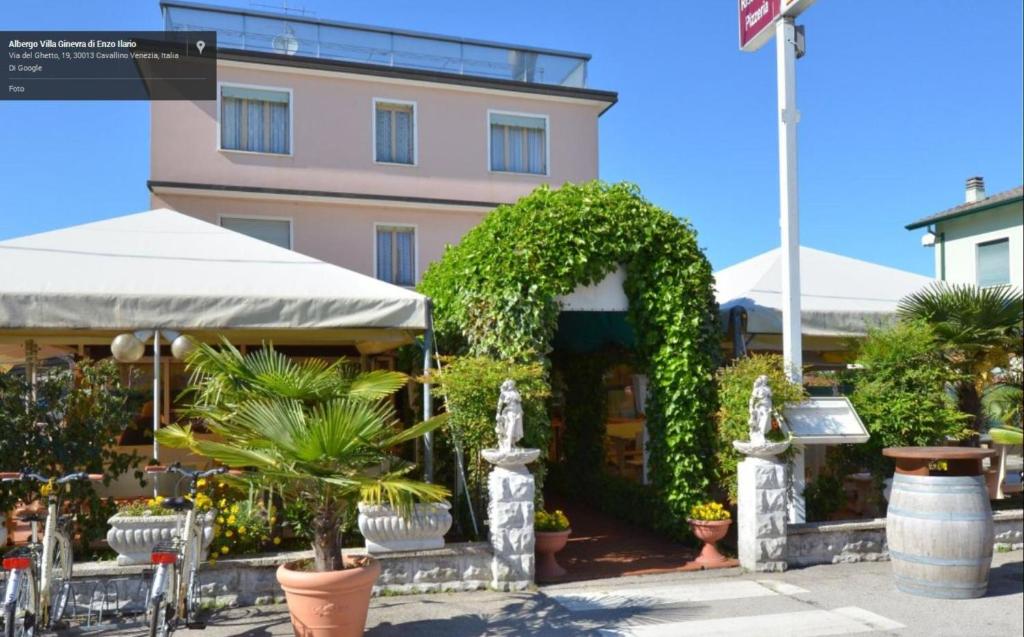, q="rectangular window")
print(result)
[489,112,547,174]
[376,225,416,286]
[977,238,1010,287]
[375,101,415,165]
[220,85,291,154]
[220,217,291,249]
